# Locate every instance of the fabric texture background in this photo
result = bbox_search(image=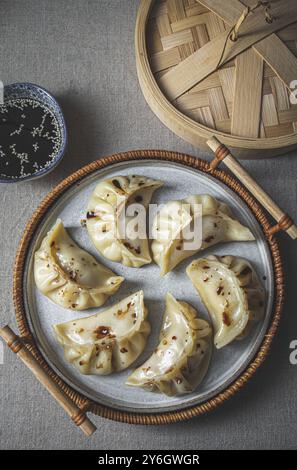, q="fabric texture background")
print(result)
[0,0,297,450]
